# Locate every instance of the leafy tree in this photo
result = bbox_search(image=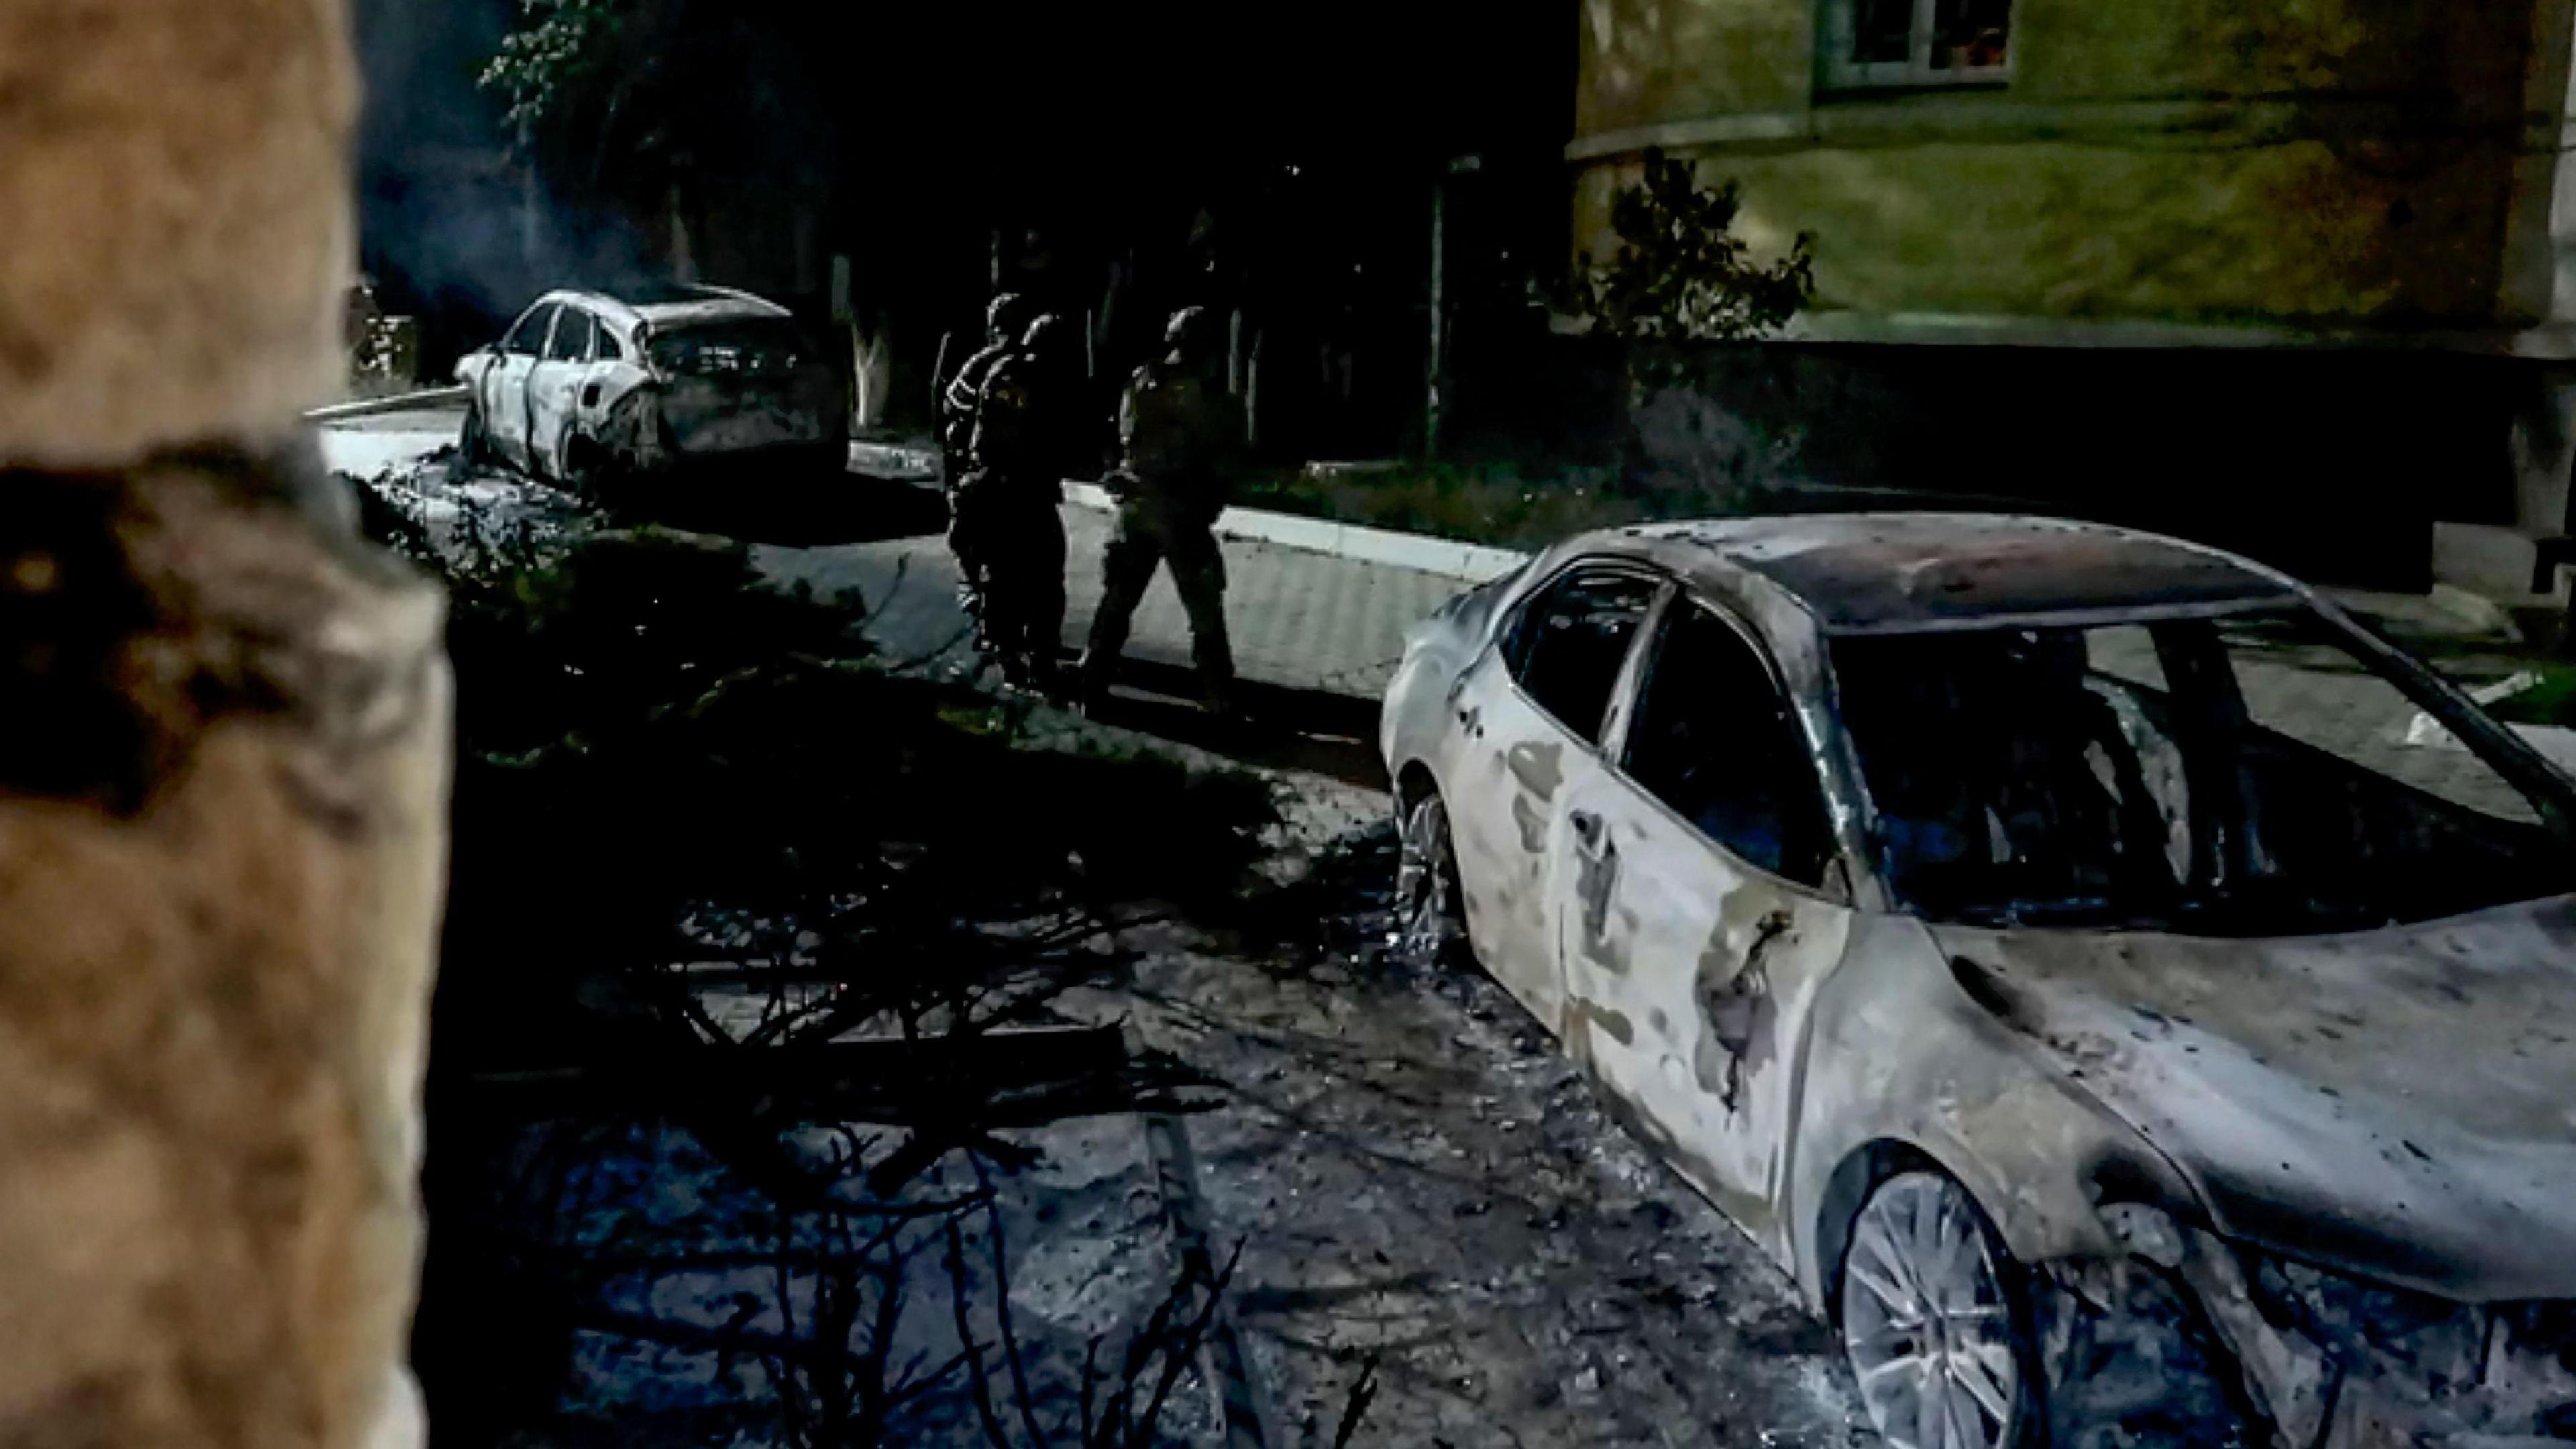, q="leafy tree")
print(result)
[478,0,721,206]
[482,0,640,146]
[1567,149,1819,498]
[1570,147,1816,345]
